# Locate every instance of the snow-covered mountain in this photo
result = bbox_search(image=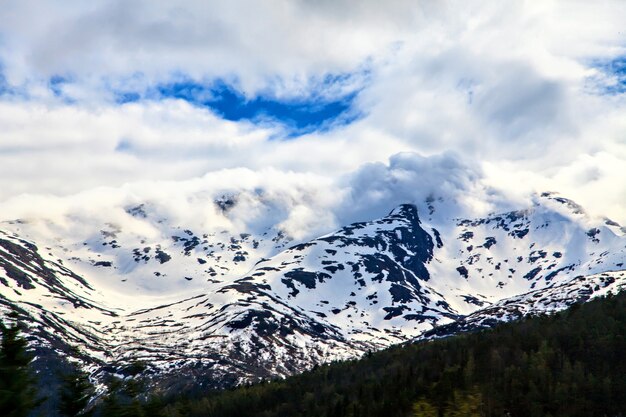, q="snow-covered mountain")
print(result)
[0,191,624,391]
